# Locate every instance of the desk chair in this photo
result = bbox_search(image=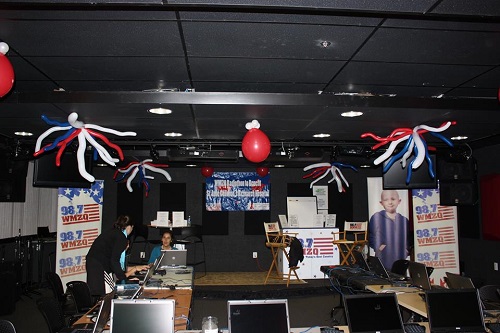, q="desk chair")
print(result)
[0,320,17,333]
[479,285,500,310]
[37,297,70,333]
[175,225,206,278]
[332,221,368,266]
[65,281,94,315]
[263,222,300,287]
